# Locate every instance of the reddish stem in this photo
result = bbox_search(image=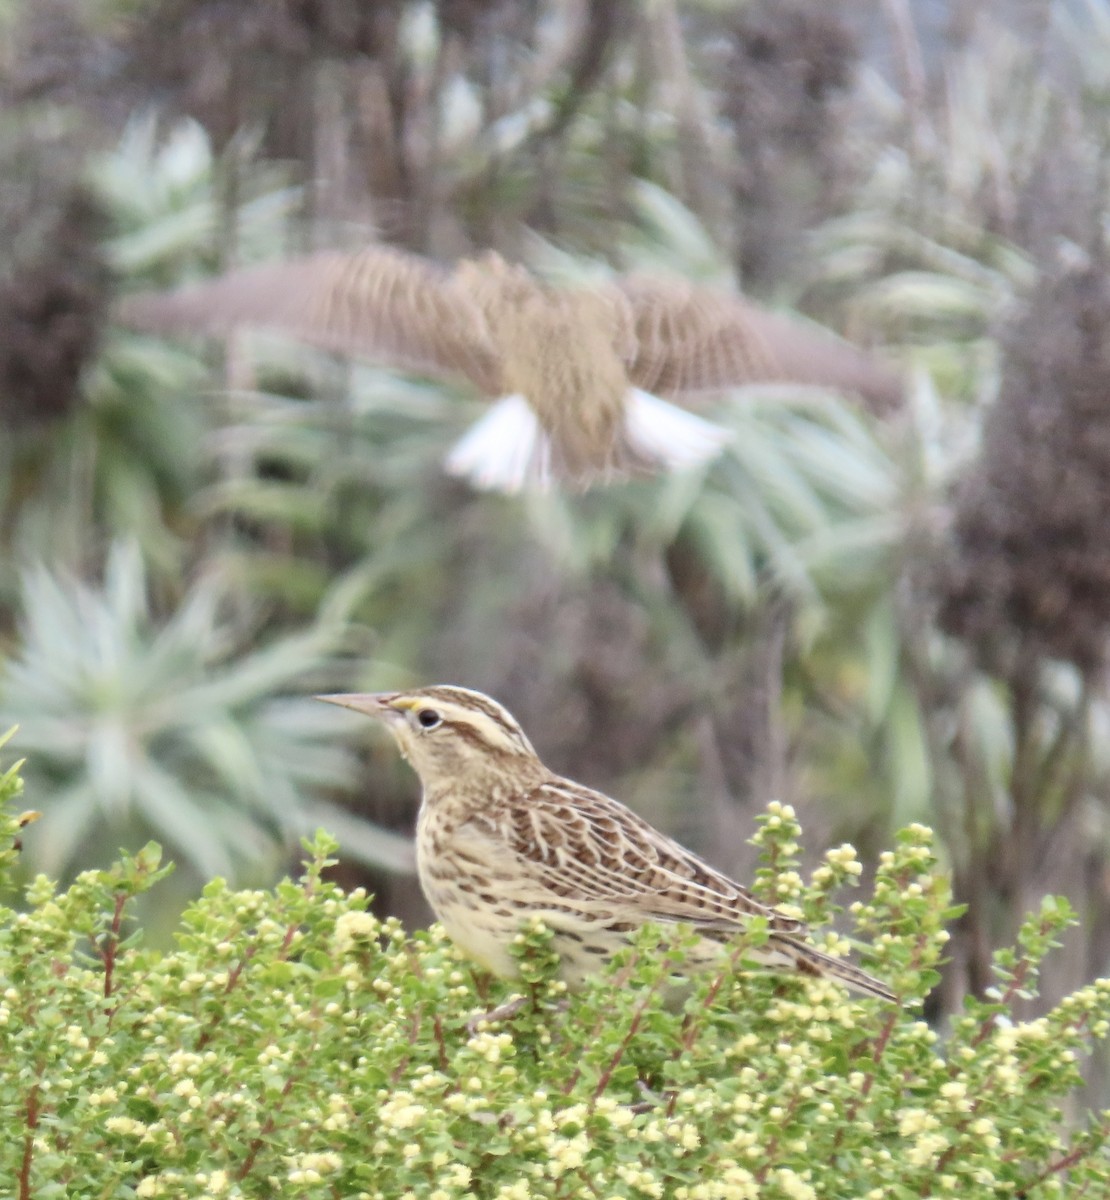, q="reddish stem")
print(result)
[432,1013,449,1072]
[562,965,639,1097]
[753,1097,802,1184]
[1015,1120,1110,1198]
[278,921,300,957]
[236,1075,295,1181]
[592,1001,649,1103]
[18,1085,40,1200]
[970,957,1033,1048]
[224,945,258,993]
[859,1010,899,1100]
[100,893,128,1003]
